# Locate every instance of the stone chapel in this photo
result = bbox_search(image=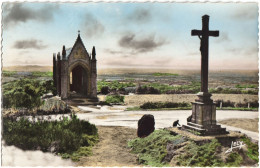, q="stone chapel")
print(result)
[53,31,97,99]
